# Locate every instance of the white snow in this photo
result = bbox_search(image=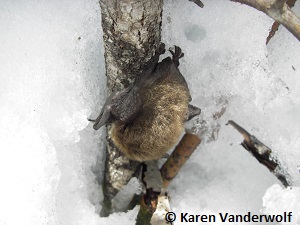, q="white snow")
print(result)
[111,177,144,213]
[0,0,299,224]
[262,184,300,225]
